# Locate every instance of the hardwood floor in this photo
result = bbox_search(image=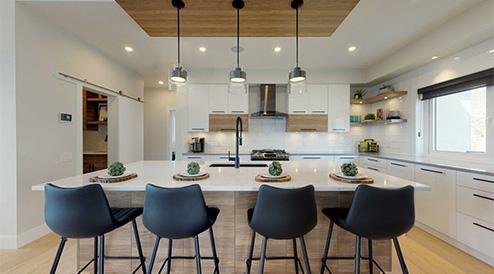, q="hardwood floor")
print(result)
[0,227,492,274]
